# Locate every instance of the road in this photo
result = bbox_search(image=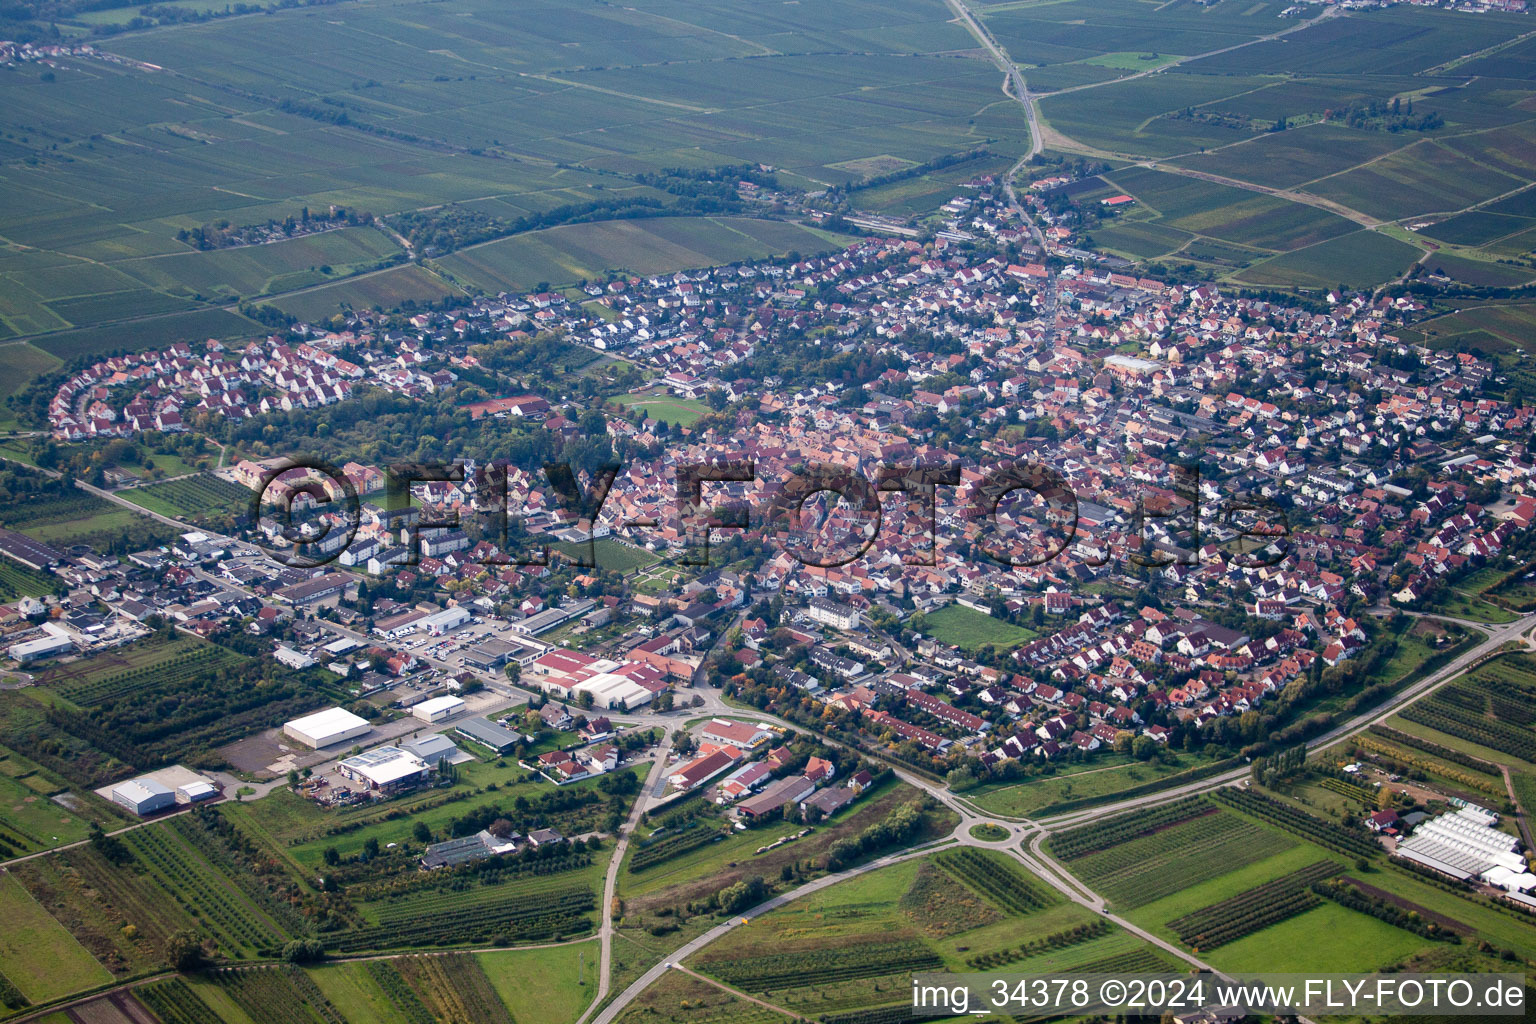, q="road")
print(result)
[577,729,675,1024]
